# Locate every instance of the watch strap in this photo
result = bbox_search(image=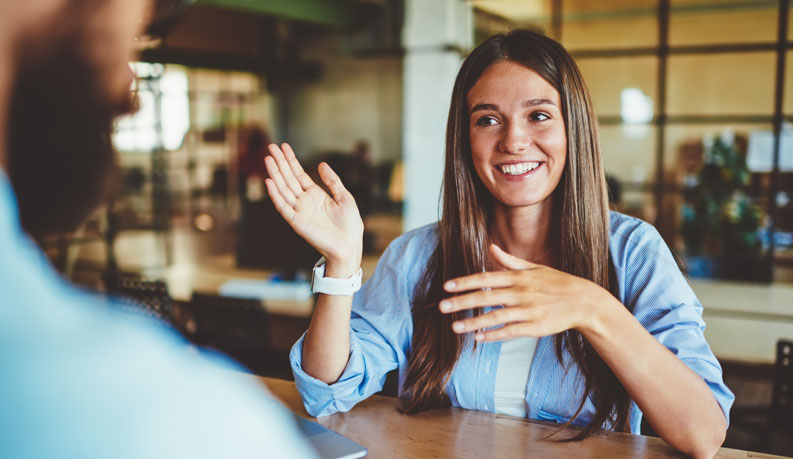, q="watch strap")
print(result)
[311,257,362,295]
